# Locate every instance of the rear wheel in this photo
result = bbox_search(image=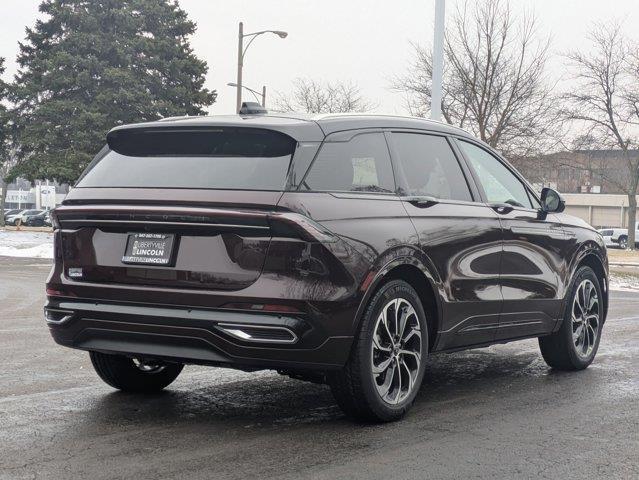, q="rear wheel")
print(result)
[90,351,184,392]
[328,280,428,422]
[618,235,628,249]
[539,266,603,370]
